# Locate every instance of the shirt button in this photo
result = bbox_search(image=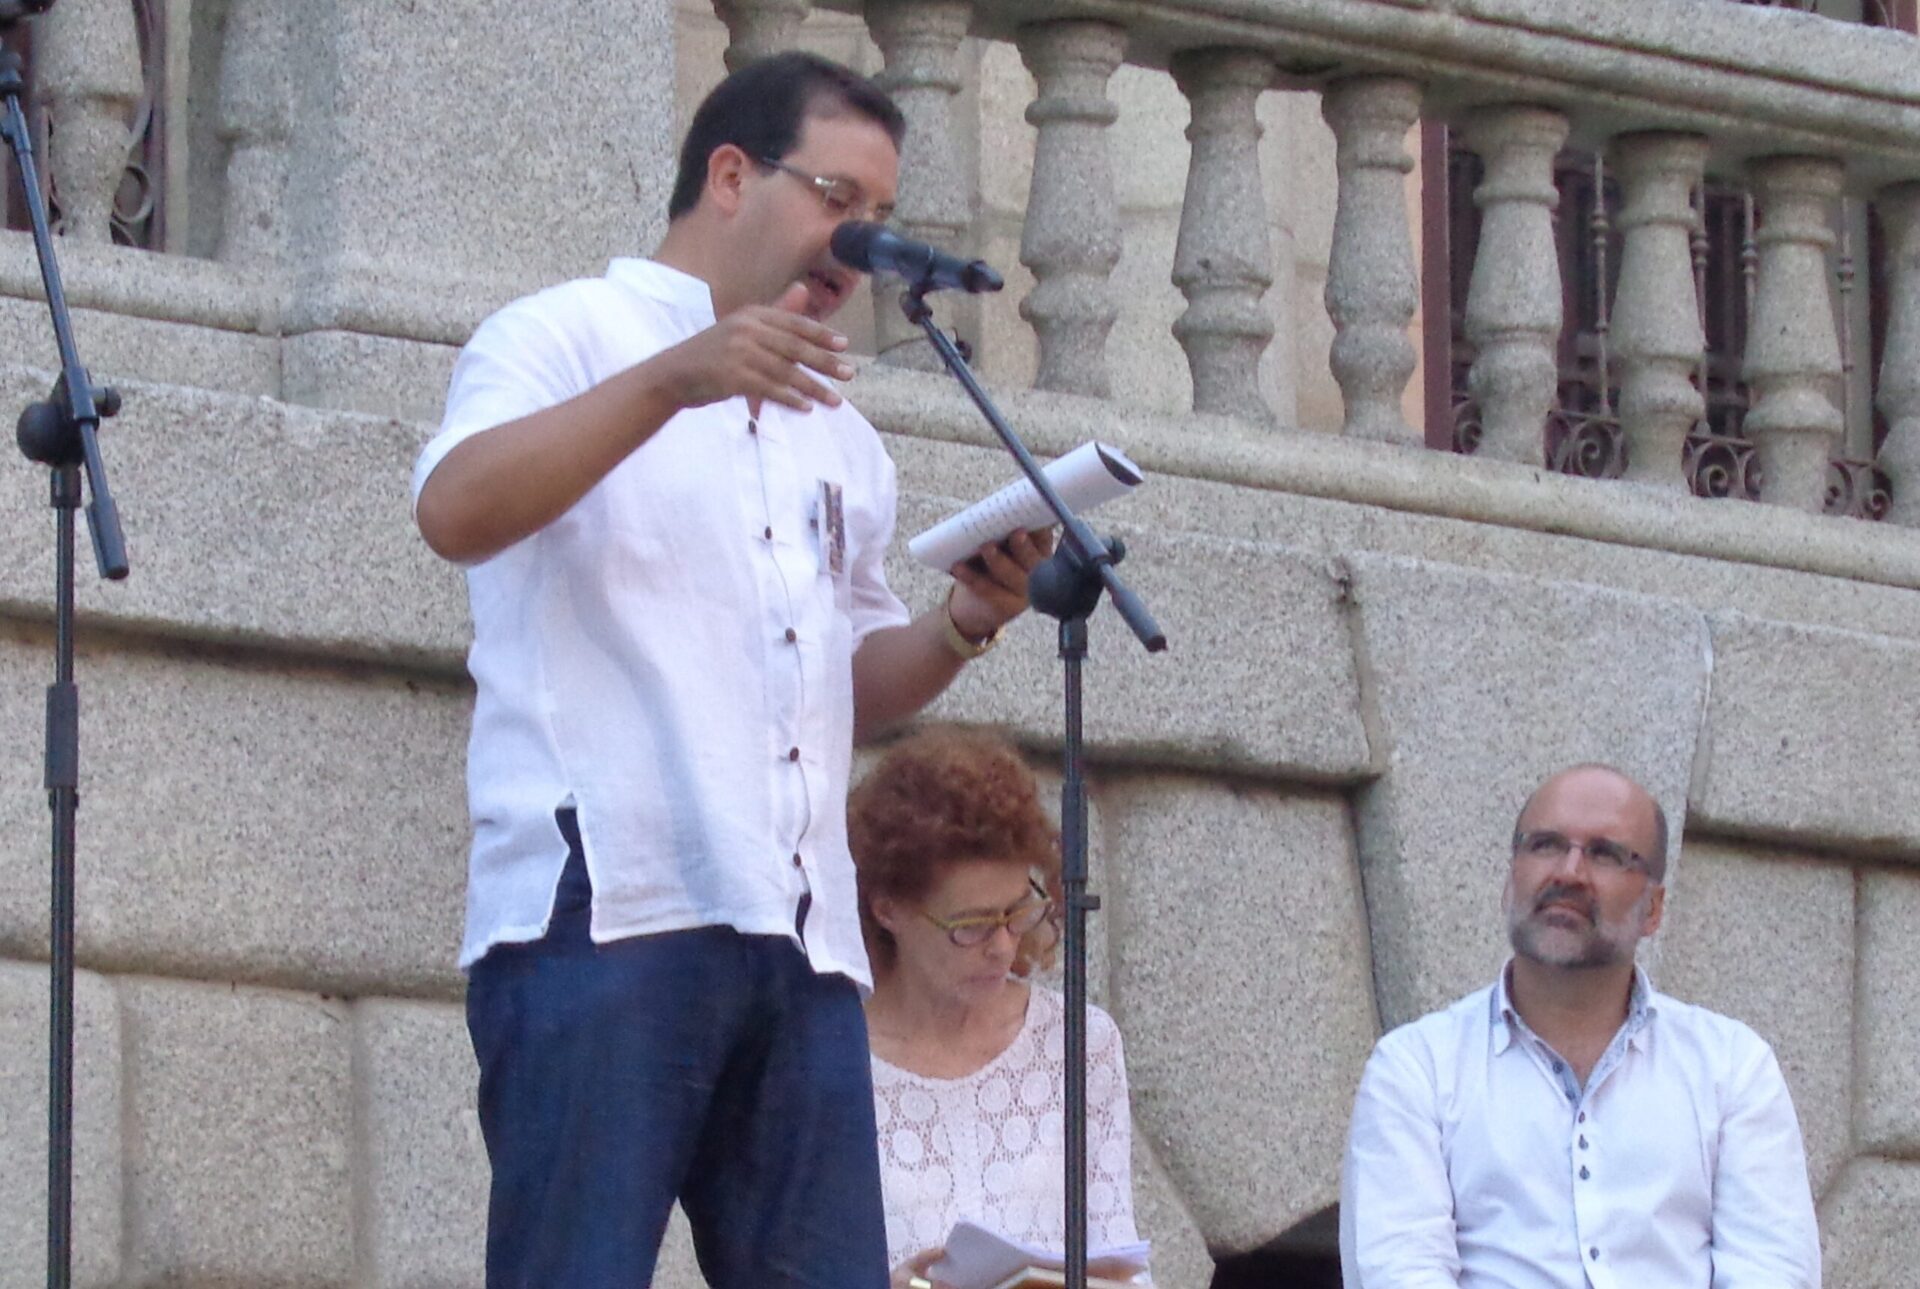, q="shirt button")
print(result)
[784,628,798,643]
[791,852,803,869]
[1578,1112,1587,1123]
[748,419,758,435]
[763,526,773,540]
[1579,1136,1589,1149]
[1579,1165,1590,1180]
[1551,1060,1564,1073]
[1589,1248,1600,1261]
[788,746,800,762]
